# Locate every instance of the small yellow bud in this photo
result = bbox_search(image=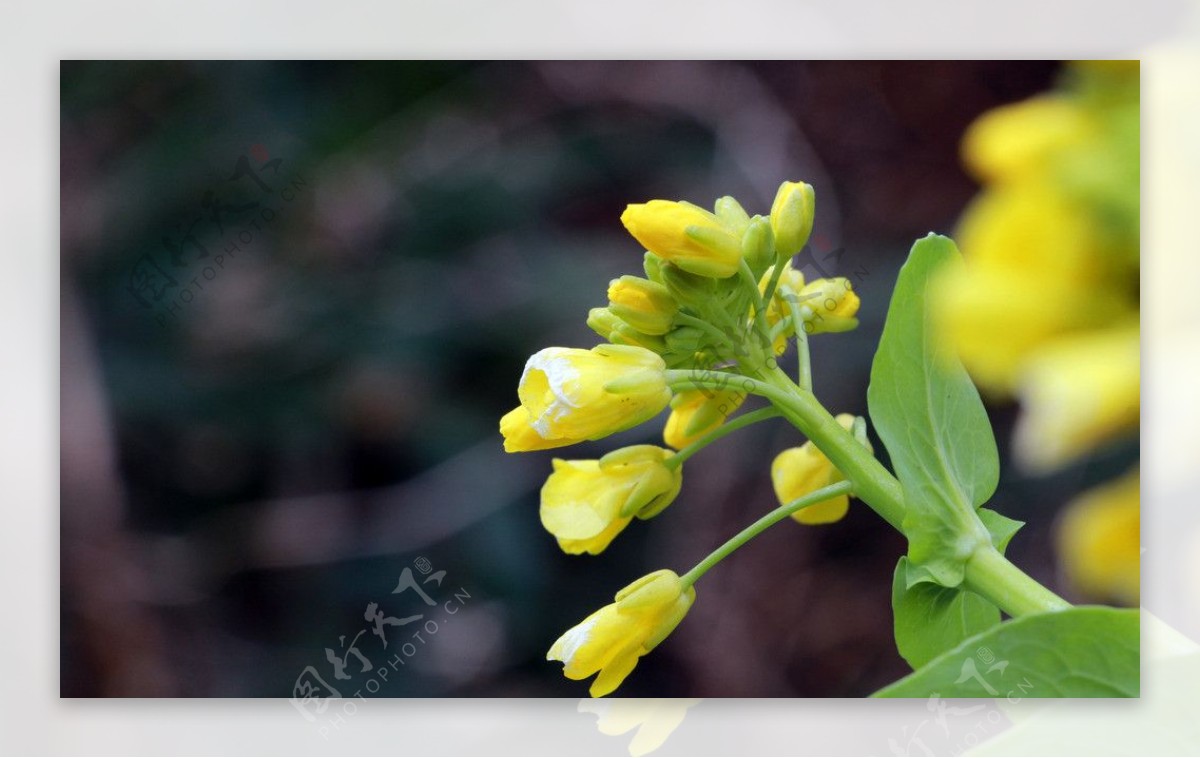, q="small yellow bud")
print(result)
[770,414,862,525]
[769,181,815,257]
[587,307,623,340]
[607,275,678,335]
[539,445,681,555]
[797,277,860,334]
[621,200,743,278]
[663,388,745,449]
[547,569,695,697]
[507,345,672,449]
